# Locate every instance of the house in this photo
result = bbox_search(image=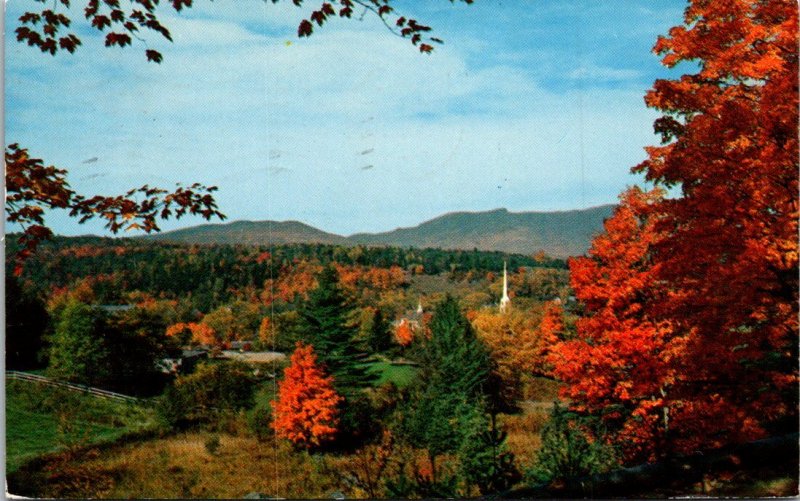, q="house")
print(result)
[392,299,425,331]
[158,349,208,374]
